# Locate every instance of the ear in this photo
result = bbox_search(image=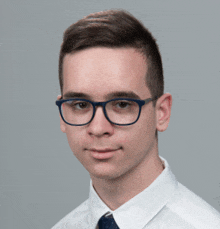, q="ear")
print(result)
[155,93,172,132]
[57,95,66,133]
